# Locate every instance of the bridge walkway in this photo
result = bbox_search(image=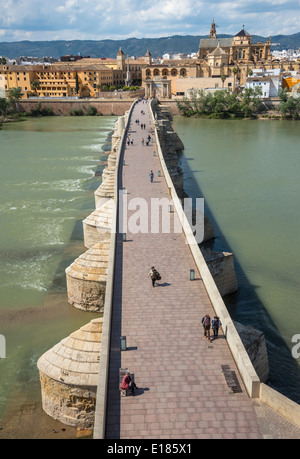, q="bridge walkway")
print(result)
[104,99,264,439]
